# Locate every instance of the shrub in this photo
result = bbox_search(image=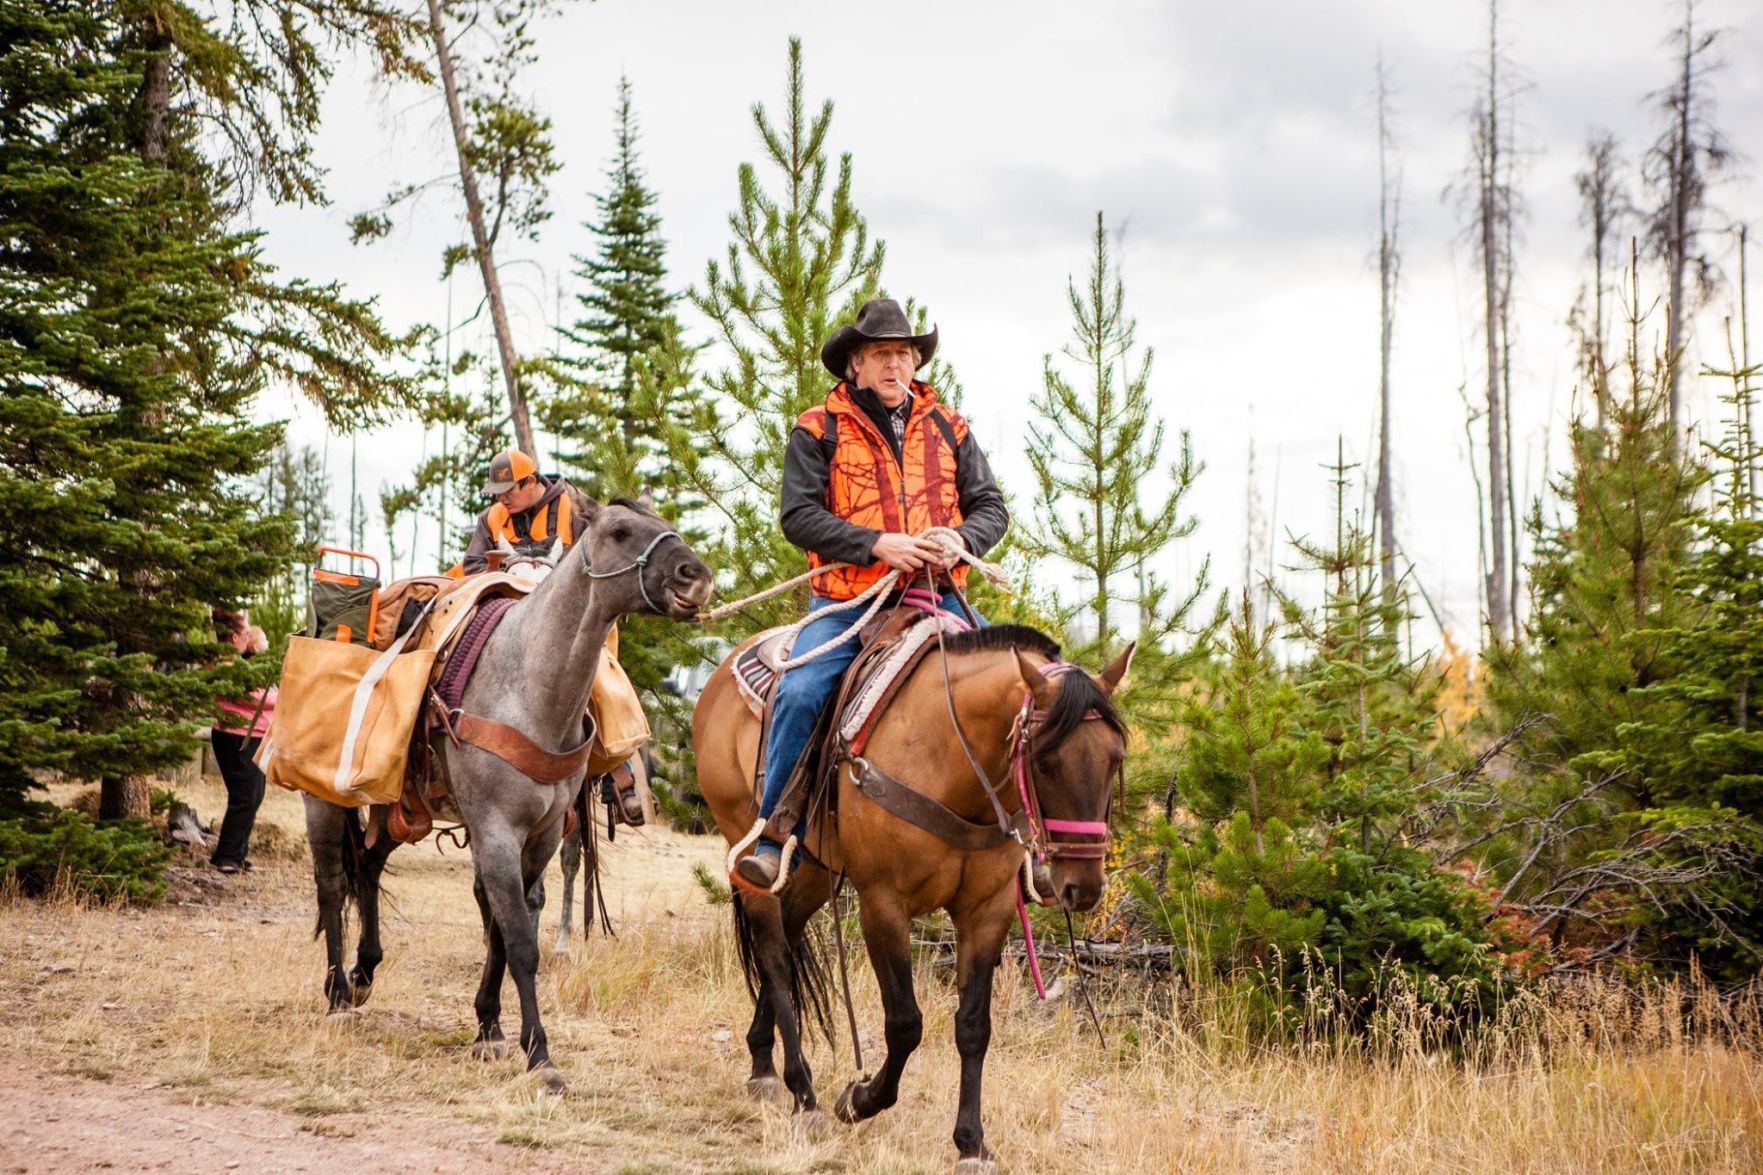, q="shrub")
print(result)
[0,804,171,904]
